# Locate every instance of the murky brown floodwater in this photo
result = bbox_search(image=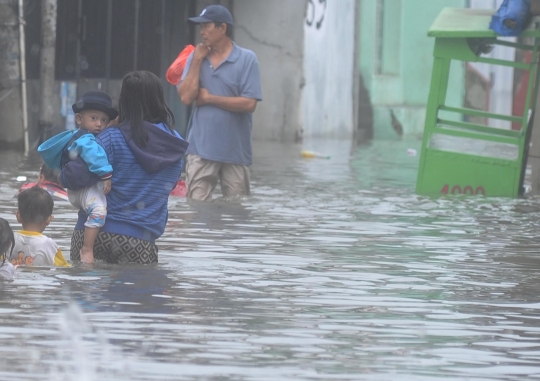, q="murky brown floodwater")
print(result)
[1,137,540,380]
